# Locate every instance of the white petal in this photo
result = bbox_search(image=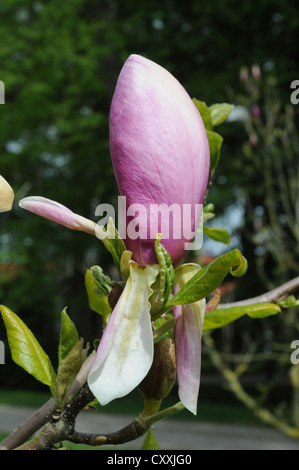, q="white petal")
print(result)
[88,262,159,405]
[0,175,14,213]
